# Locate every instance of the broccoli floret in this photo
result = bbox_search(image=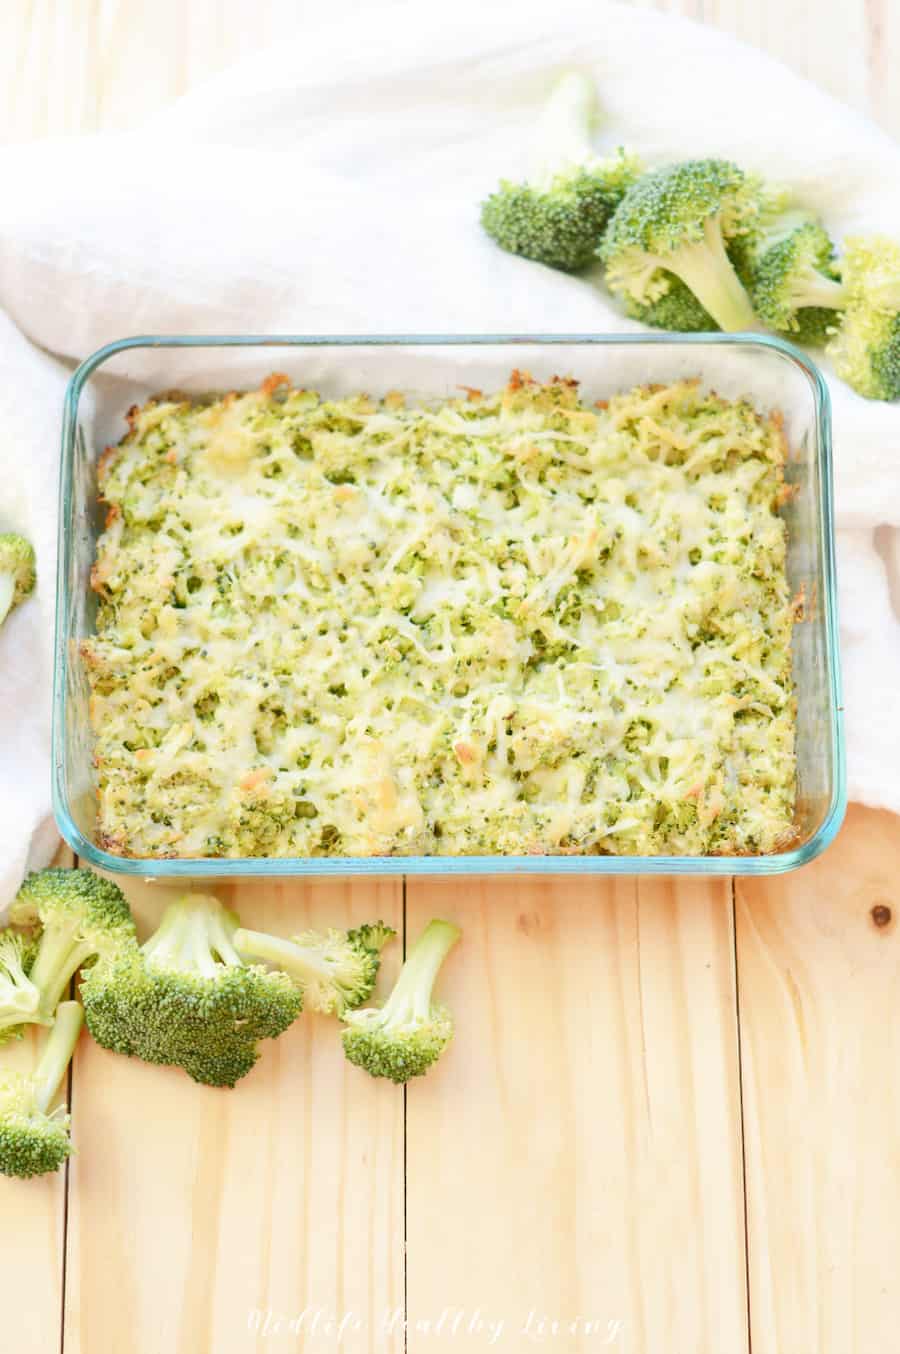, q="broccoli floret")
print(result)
[80,892,302,1087]
[0,533,36,628]
[342,919,460,1083]
[827,235,900,400]
[600,159,761,331]
[10,869,137,1023]
[480,72,642,272]
[0,1001,83,1178]
[351,921,397,955]
[743,212,846,340]
[625,274,718,332]
[0,929,46,1044]
[233,920,395,1016]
